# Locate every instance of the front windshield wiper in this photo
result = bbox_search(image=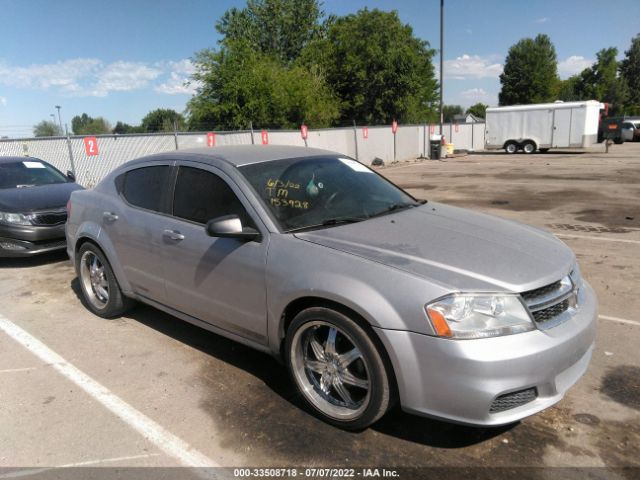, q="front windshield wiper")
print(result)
[368,201,421,219]
[286,216,366,233]
[16,184,36,188]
